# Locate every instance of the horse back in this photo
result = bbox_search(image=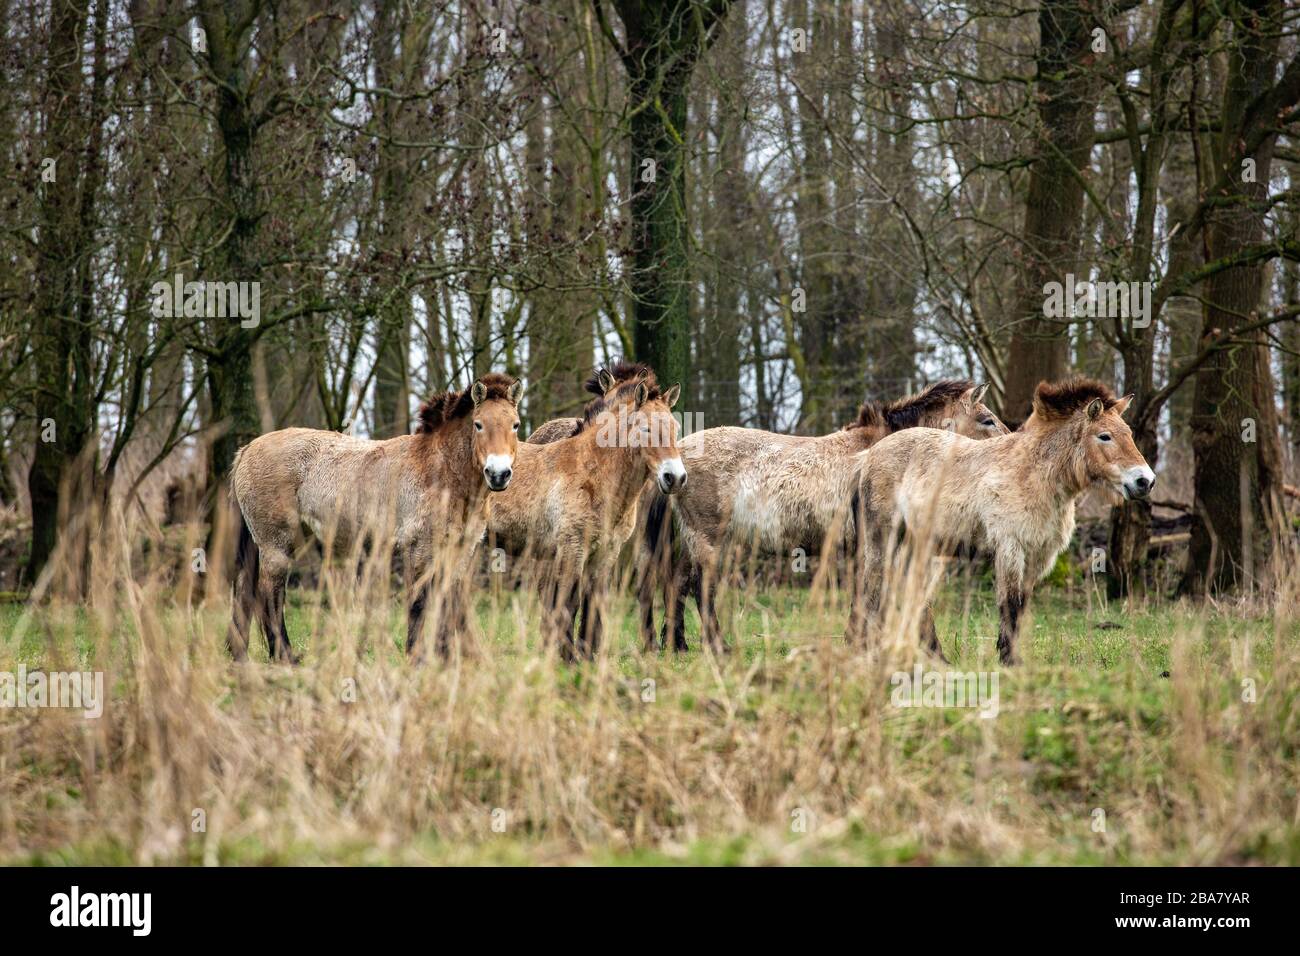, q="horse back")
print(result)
[234,427,418,548]
[679,426,864,554]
